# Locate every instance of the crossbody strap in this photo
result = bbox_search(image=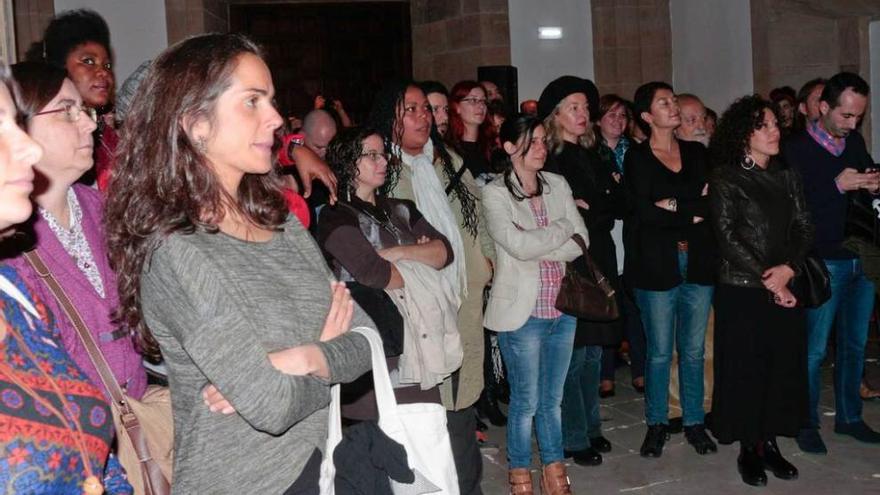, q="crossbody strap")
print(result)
[23,250,128,408]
